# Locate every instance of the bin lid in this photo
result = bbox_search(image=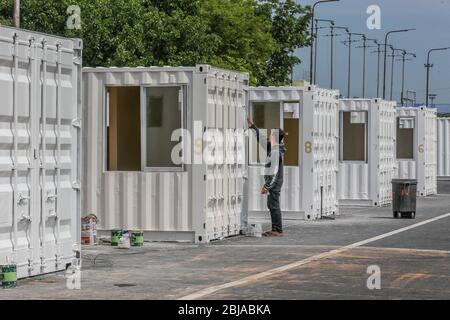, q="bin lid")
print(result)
[392,179,418,185]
